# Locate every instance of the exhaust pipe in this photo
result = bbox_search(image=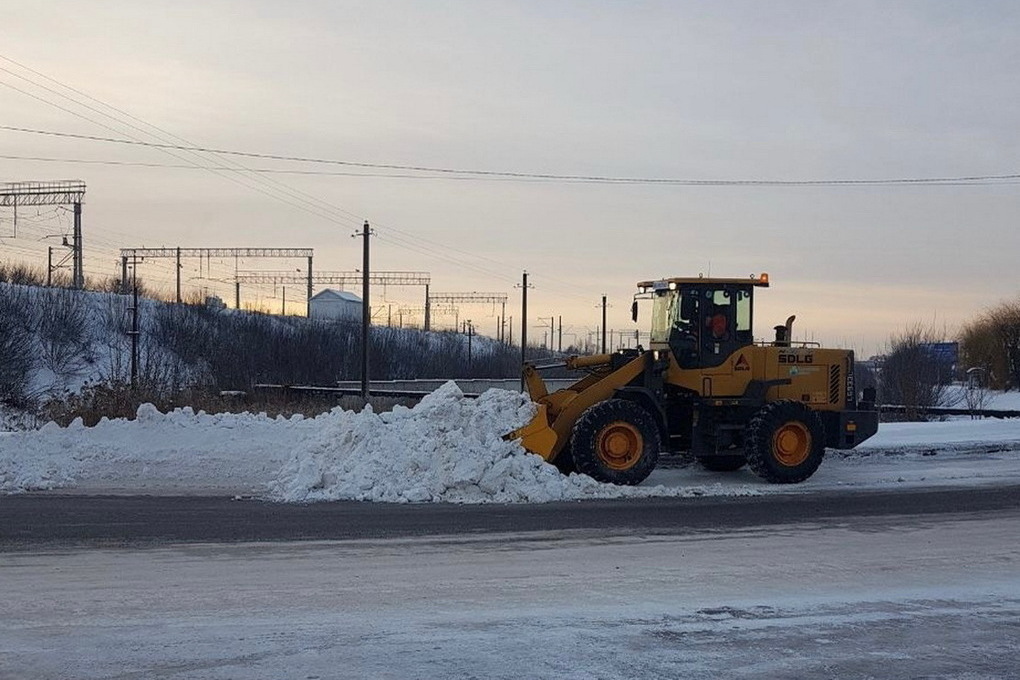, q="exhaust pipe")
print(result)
[774,315,796,347]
